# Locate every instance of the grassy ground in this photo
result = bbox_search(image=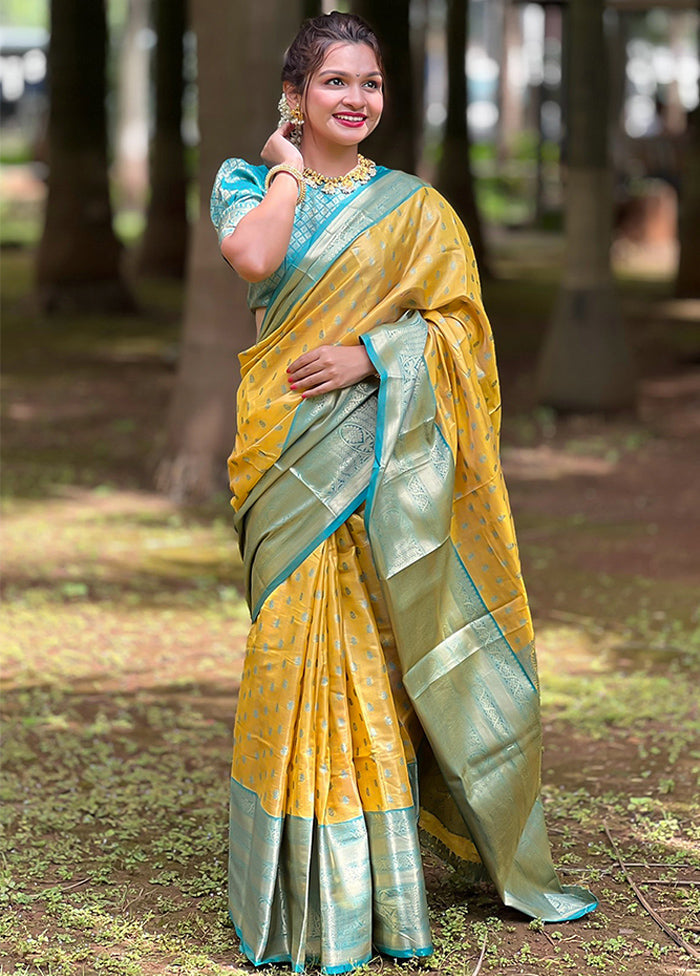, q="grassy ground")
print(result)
[1,247,699,976]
